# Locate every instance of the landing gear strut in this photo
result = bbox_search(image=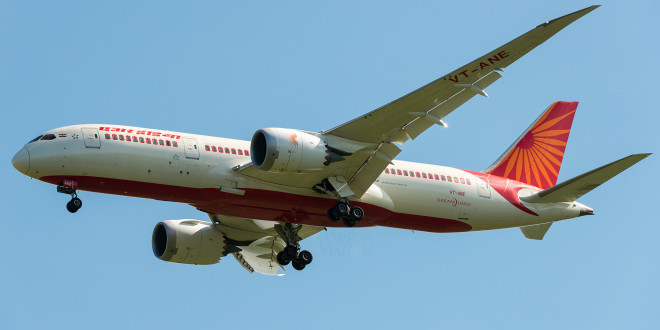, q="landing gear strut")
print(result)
[327,198,363,227]
[274,223,313,271]
[57,181,82,213]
